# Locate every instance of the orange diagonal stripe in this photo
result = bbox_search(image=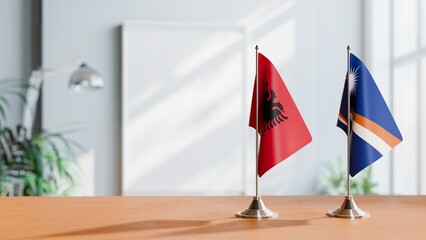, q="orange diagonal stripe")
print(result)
[338,113,347,125]
[353,113,401,148]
